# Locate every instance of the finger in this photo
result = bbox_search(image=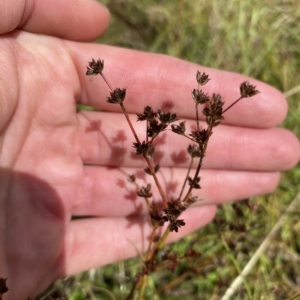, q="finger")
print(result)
[71,44,287,128]
[0,0,110,41]
[71,167,280,216]
[77,111,299,171]
[59,205,216,276]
